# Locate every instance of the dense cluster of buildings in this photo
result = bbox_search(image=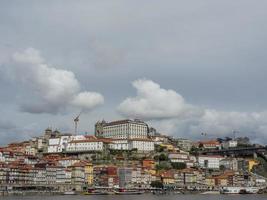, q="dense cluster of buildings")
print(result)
[0,119,267,192]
